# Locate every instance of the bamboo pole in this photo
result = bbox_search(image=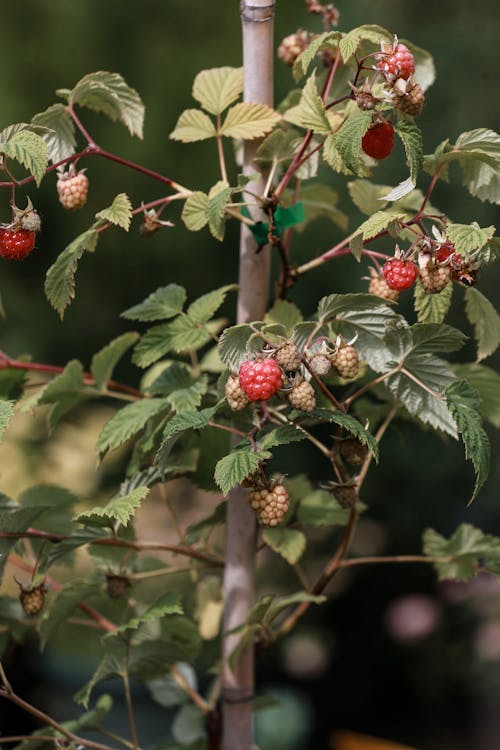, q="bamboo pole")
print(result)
[221,3,275,748]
